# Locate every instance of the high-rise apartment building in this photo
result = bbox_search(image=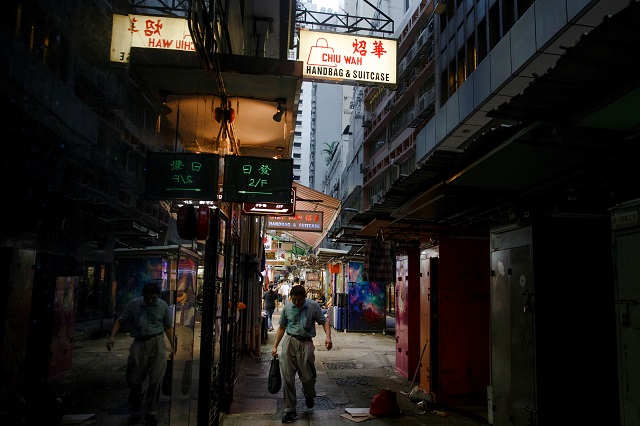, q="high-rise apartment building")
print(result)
[294,0,350,192]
